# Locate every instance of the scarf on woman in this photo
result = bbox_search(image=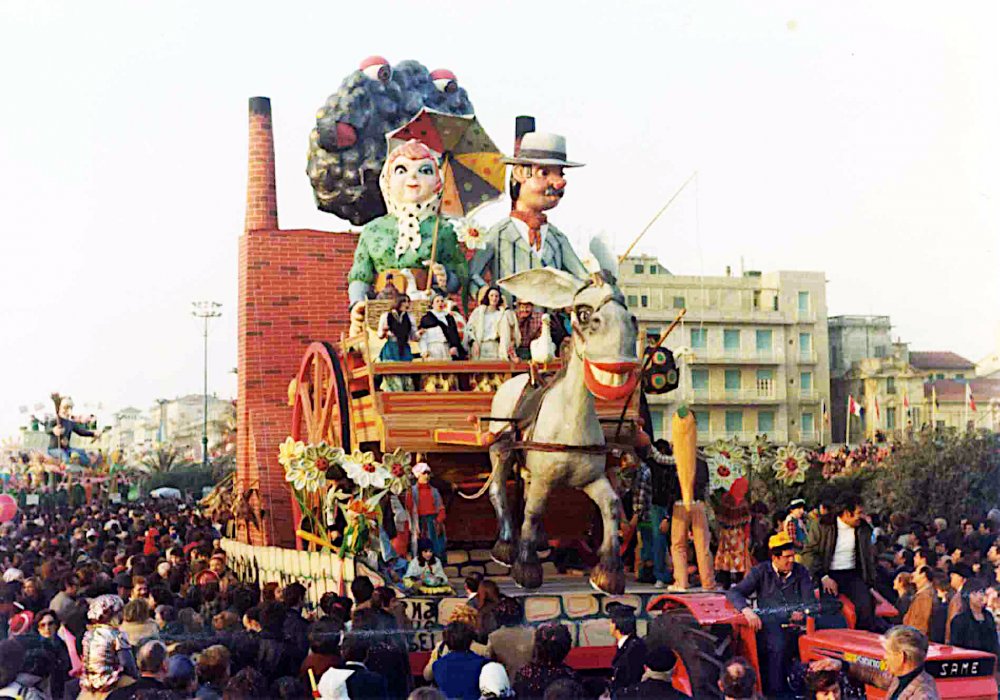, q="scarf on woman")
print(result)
[419,311,467,360]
